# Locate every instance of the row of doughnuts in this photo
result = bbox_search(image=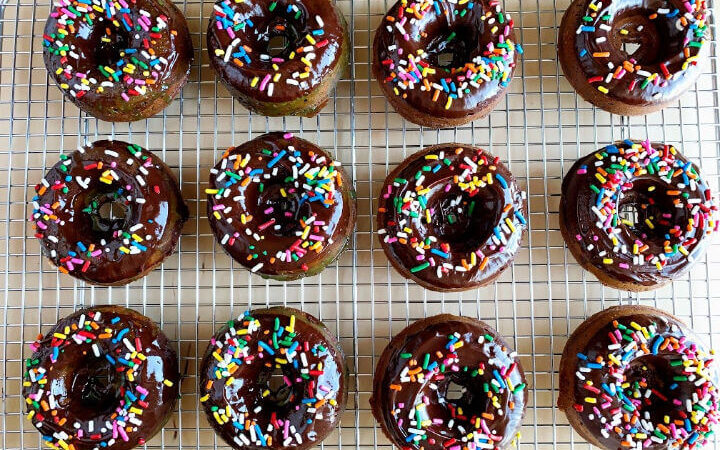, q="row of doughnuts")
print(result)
[43,0,710,125]
[23,303,720,450]
[30,135,718,292]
